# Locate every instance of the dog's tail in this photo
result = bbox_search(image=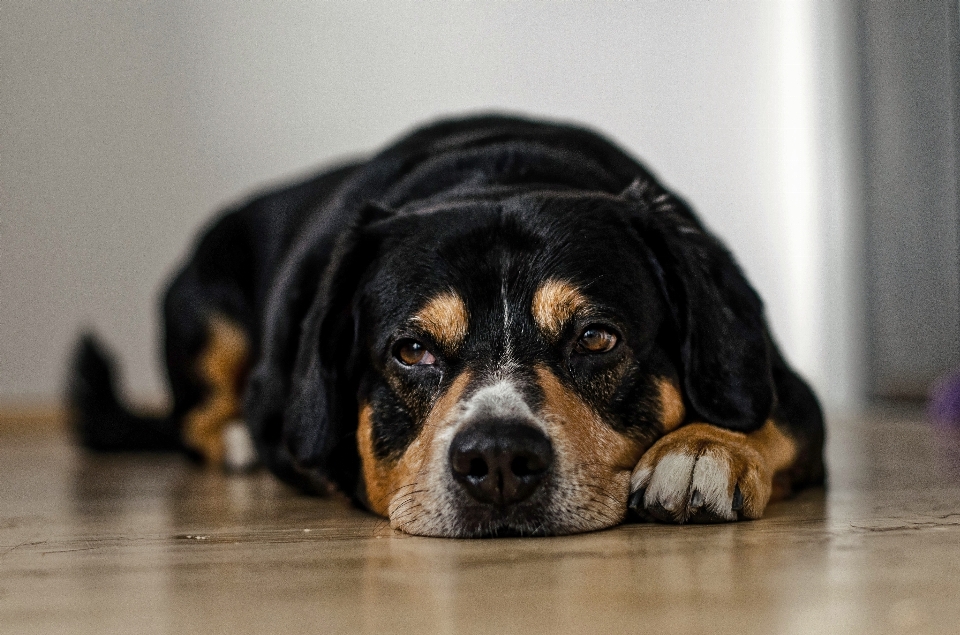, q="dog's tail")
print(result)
[68,333,183,452]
